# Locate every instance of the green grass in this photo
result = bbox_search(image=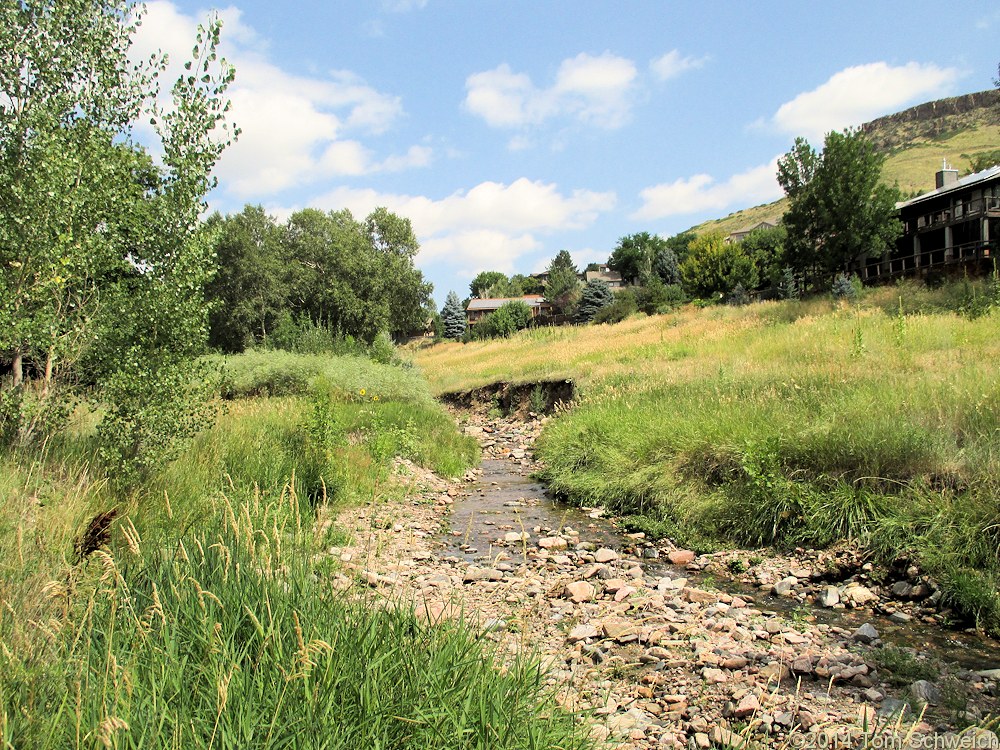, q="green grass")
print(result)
[0,496,587,749]
[0,351,589,749]
[416,280,1000,634]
